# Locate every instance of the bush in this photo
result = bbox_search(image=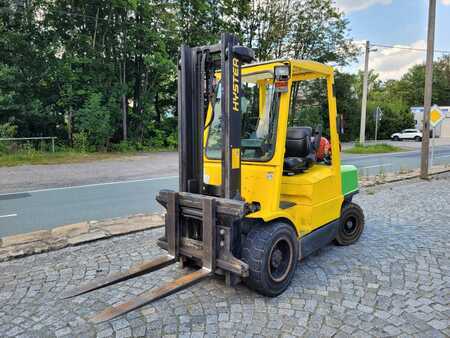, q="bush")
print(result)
[73,131,90,152]
[0,122,18,153]
[166,132,177,148]
[146,119,178,149]
[0,122,17,138]
[75,93,113,150]
[116,140,135,152]
[149,128,165,148]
